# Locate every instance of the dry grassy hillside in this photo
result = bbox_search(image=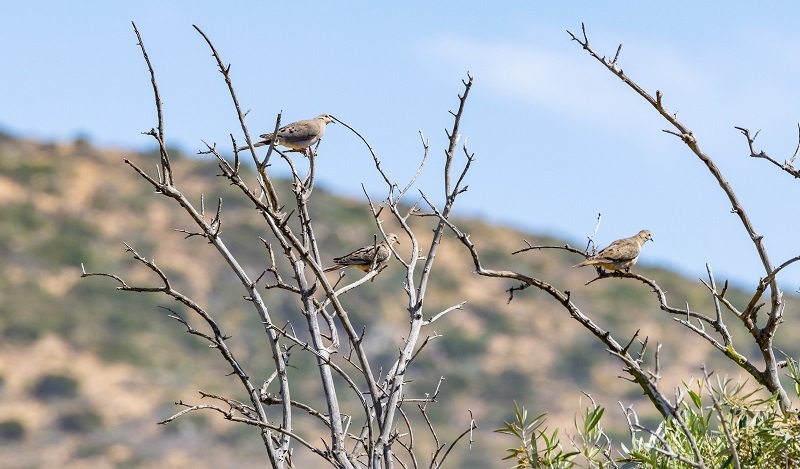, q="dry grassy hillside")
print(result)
[0,133,792,467]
